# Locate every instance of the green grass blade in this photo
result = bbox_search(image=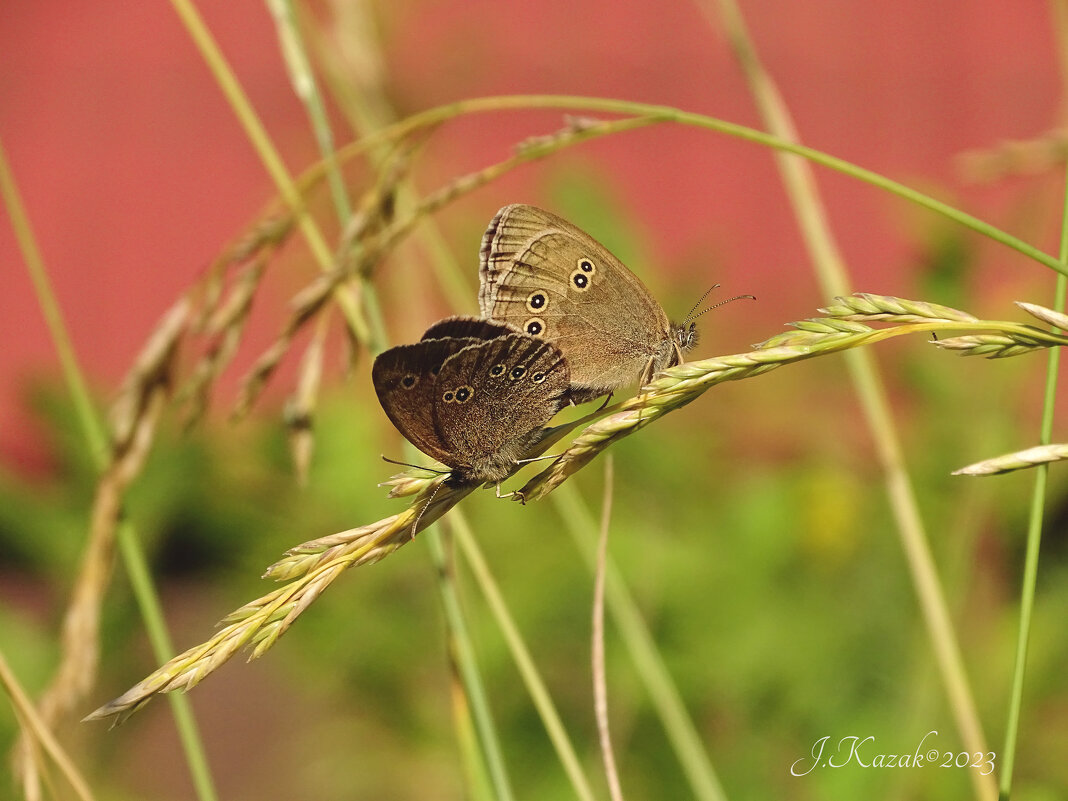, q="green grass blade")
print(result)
[427,523,515,801]
[453,513,597,801]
